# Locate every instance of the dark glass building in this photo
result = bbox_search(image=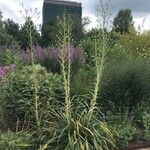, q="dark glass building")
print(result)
[42,0,82,24]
